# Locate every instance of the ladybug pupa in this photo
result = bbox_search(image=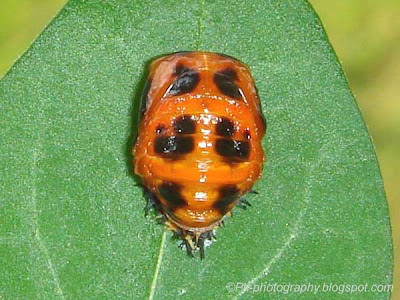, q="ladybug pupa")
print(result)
[133,51,266,258]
